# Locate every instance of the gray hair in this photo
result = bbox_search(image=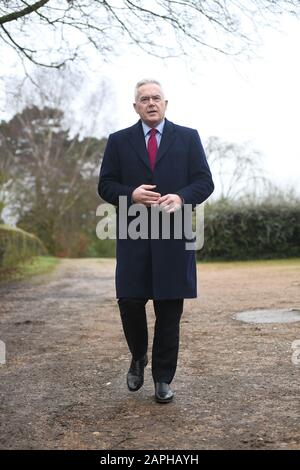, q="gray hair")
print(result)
[134,78,165,101]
